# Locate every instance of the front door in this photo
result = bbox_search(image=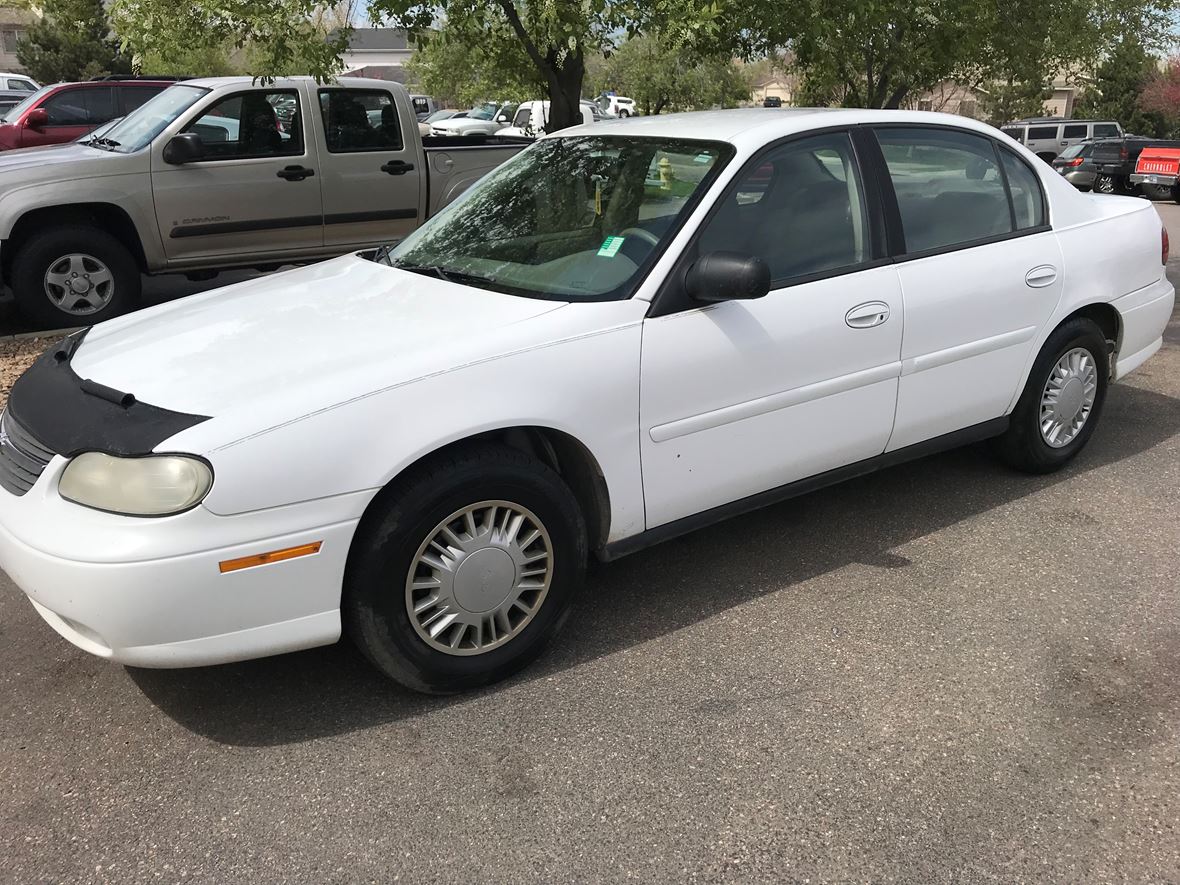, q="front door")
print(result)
[870,126,1064,450]
[639,132,904,529]
[151,87,323,262]
[315,87,422,249]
